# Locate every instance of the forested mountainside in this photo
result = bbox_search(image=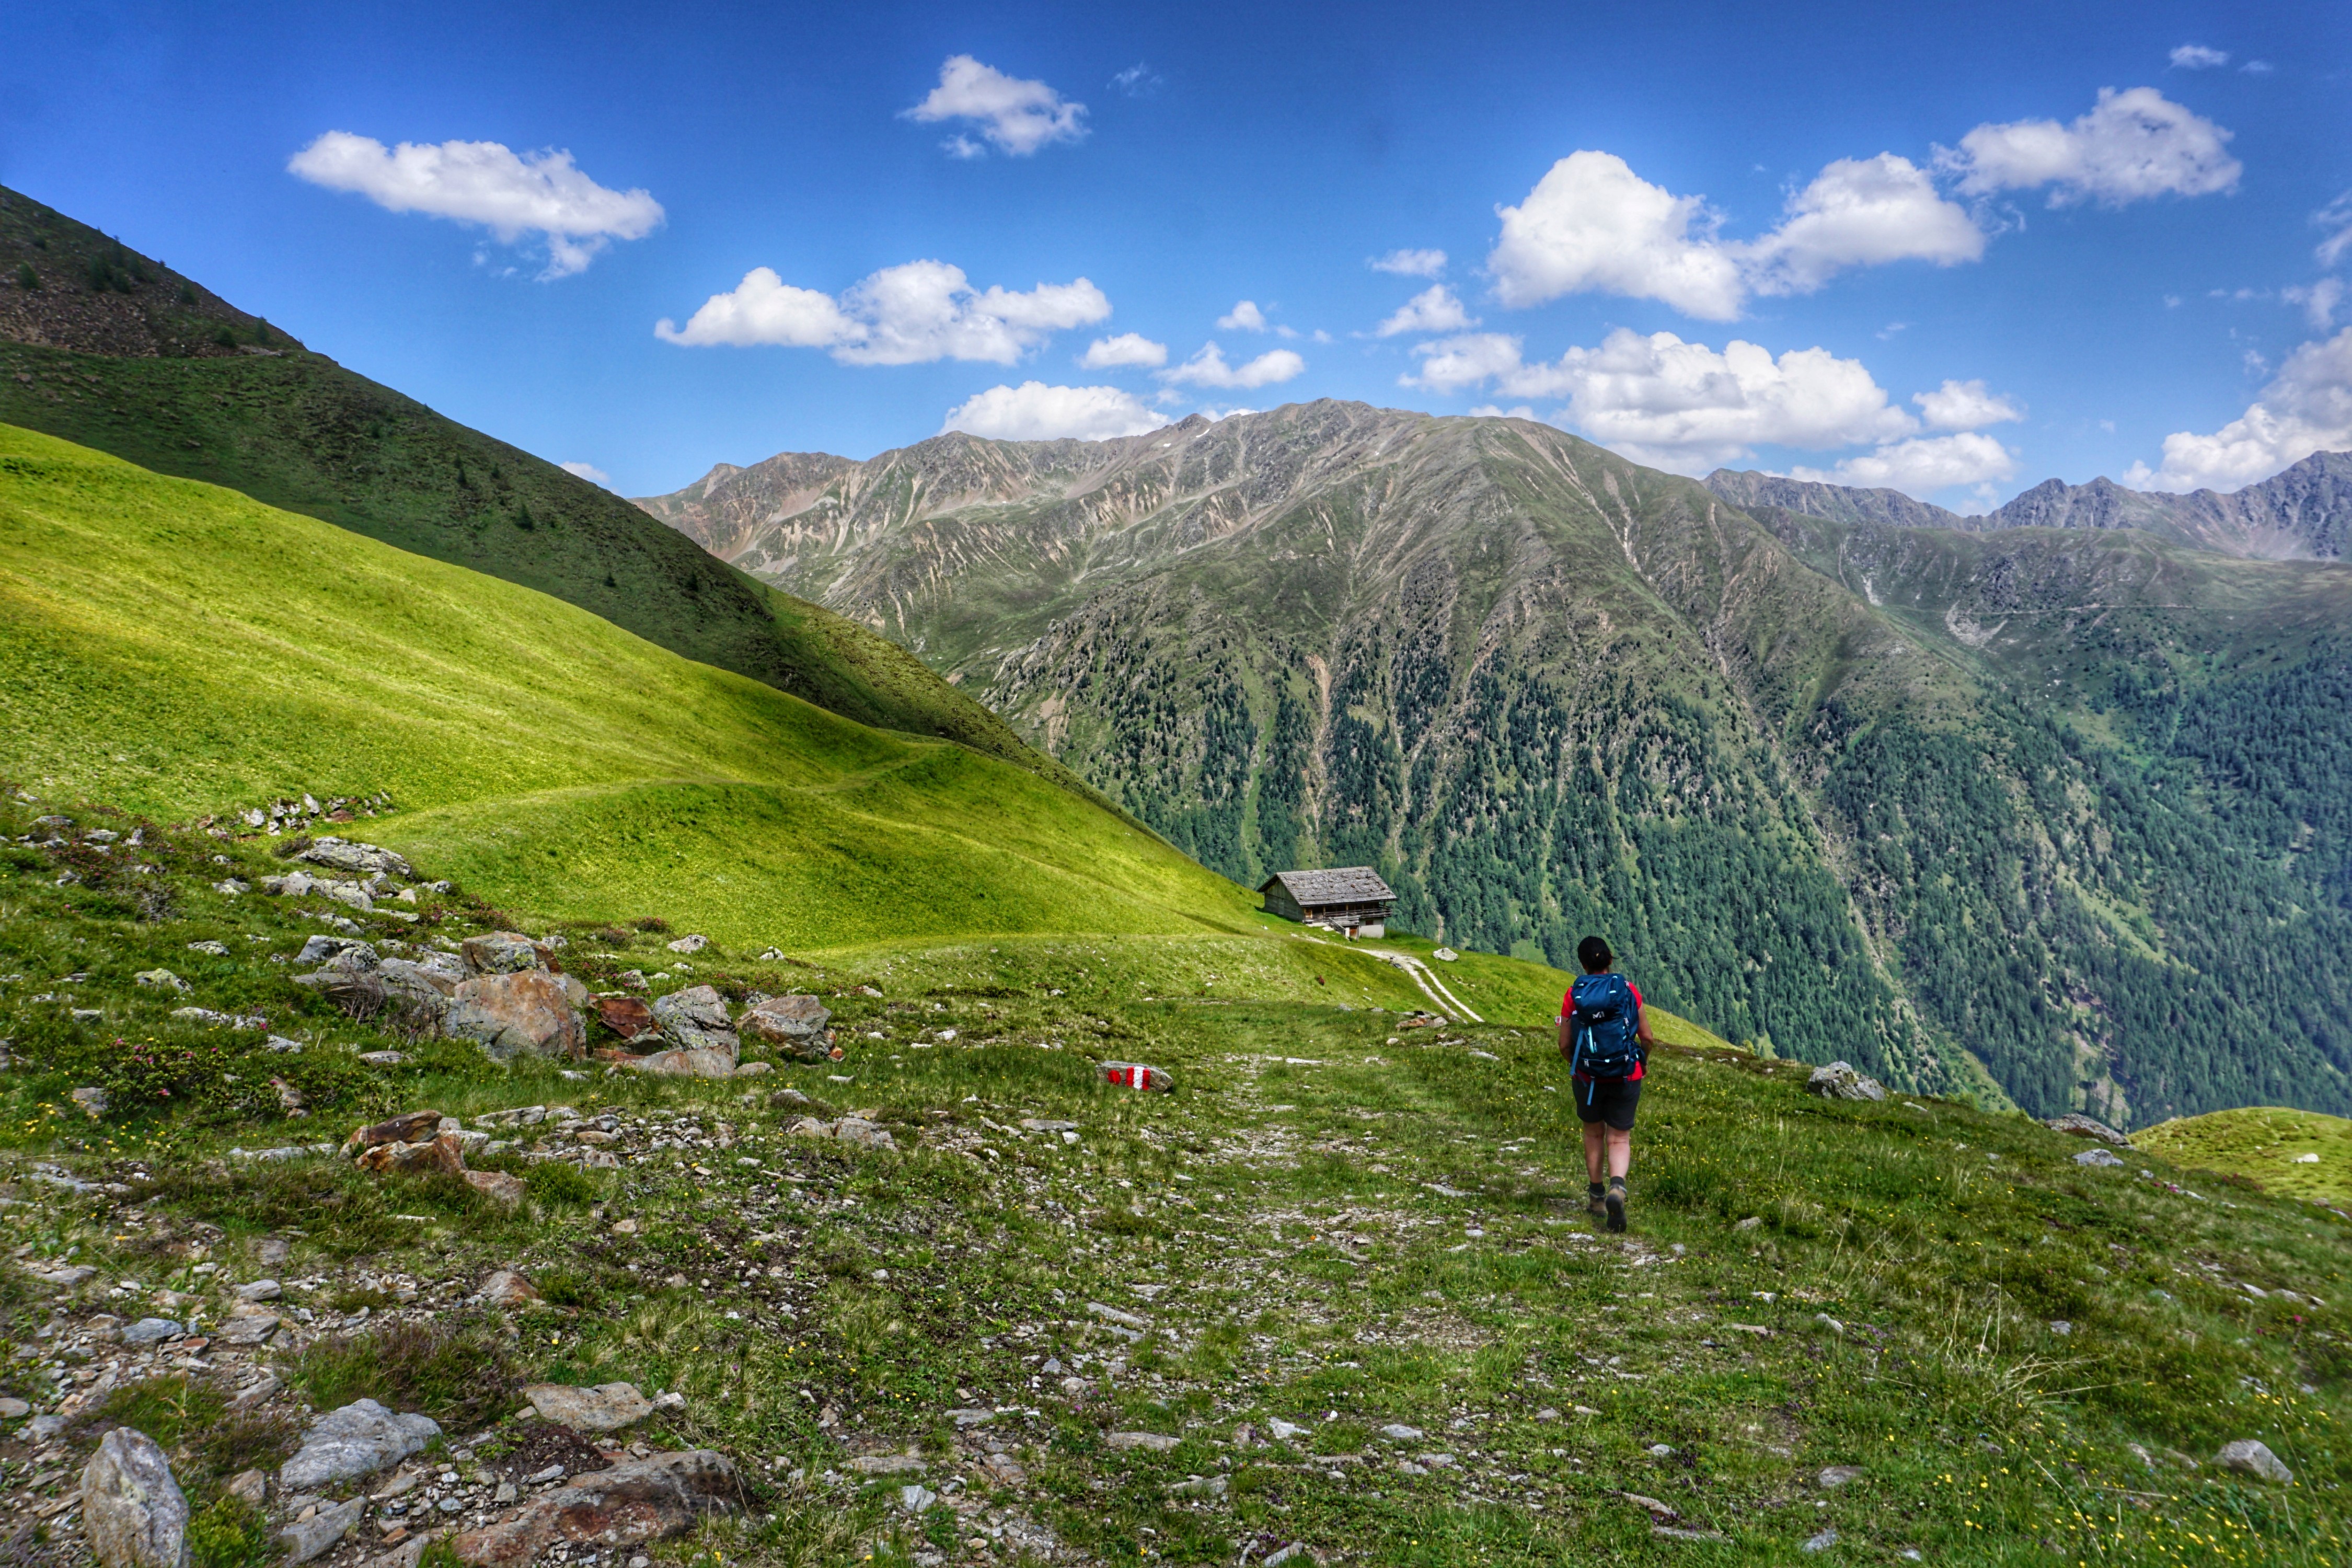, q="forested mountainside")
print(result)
[1707,449,2352,560]
[0,185,1080,788]
[638,402,2352,1127]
